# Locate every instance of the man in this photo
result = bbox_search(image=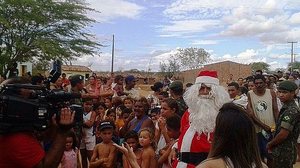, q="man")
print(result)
[227,82,248,109]
[124,75,140,100]
[267,81,300,168]
[148,81,164,109]
[247,74,279,167]
[172,70,230,168]
[169,80,188,117]
[0,77,75,168]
